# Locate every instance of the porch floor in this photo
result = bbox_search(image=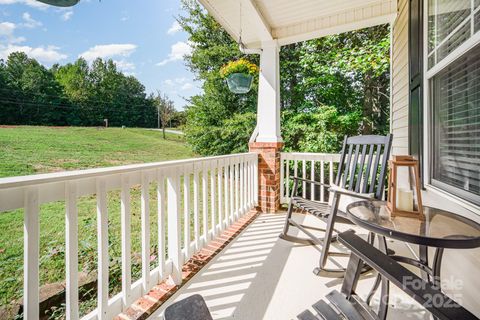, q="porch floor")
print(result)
[149,212,430,320]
